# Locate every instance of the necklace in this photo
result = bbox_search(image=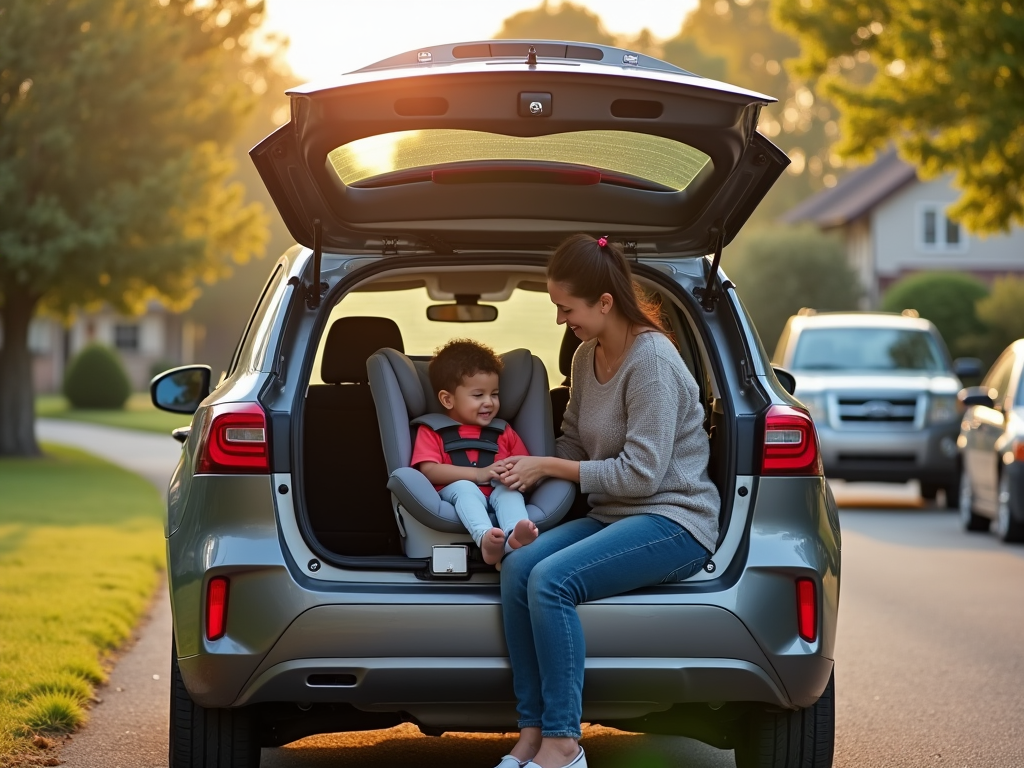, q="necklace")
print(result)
[600,326,634,374]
